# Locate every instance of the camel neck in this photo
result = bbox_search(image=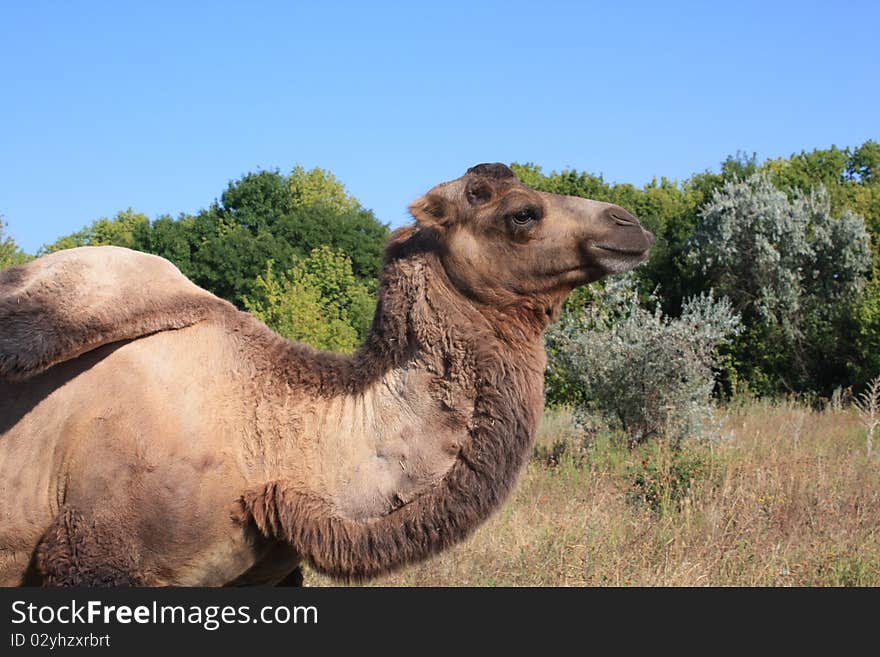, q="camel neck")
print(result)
[357,249,549,374]
[264,248,547,397]
[243,248,549,578]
